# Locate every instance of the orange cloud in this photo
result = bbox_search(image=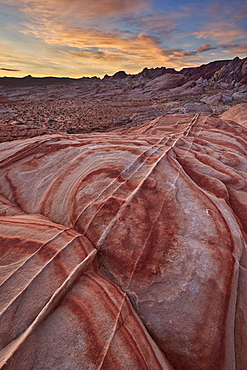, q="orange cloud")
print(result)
[2,0,246,78]
[9,0,150,22]
[21,20,174,69]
